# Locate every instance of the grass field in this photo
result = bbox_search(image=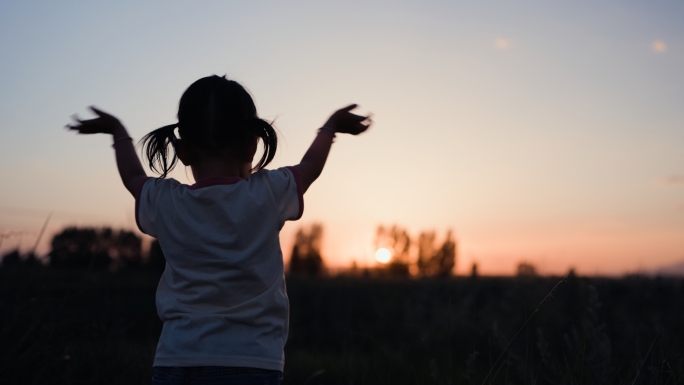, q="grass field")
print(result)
[2,267,683,384]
